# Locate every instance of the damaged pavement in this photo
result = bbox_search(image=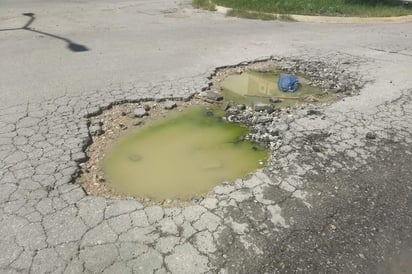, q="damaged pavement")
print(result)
[0,0,411,273]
